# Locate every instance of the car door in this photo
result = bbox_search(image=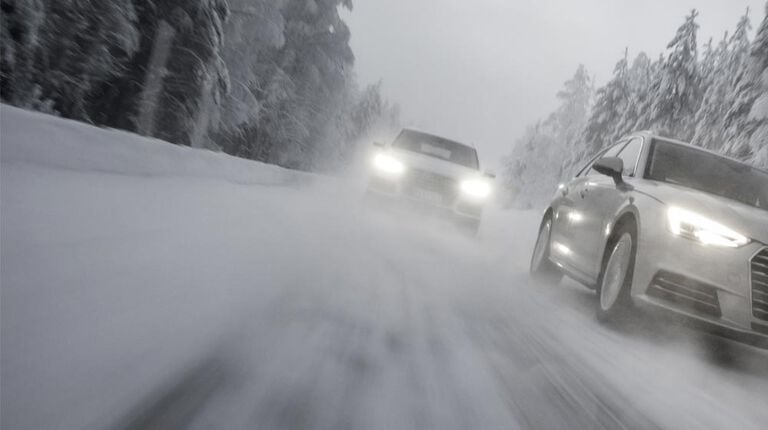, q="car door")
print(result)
[552,142,626,278]
[576,137,644,279]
